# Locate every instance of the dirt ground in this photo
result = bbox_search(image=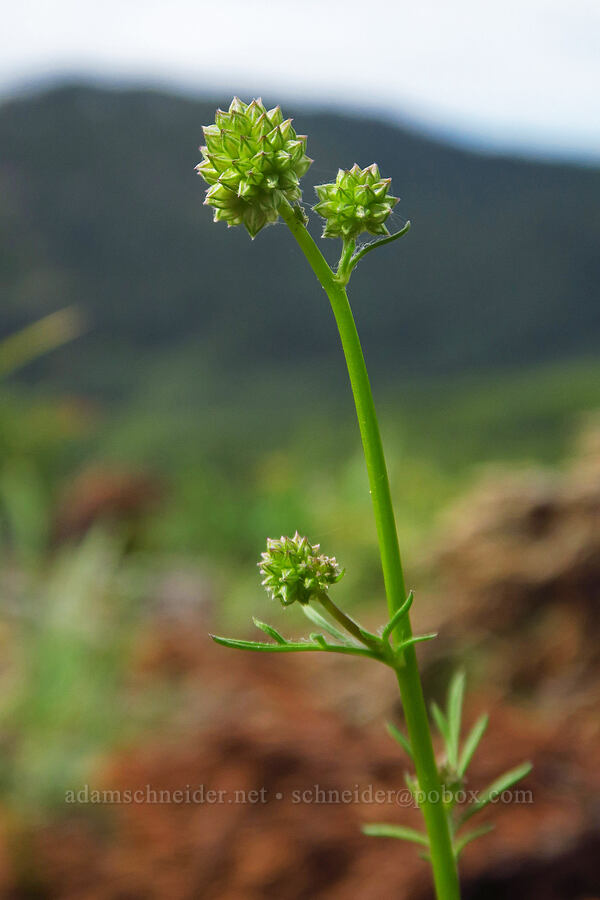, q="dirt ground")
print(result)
[4,432,600,898]
[1,614,595,900]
